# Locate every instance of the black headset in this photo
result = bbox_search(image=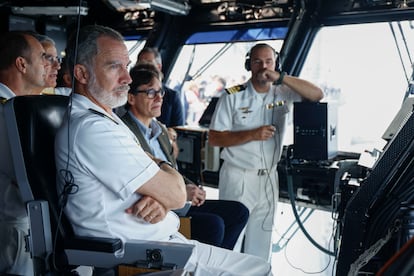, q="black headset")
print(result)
[244,44,281,72]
